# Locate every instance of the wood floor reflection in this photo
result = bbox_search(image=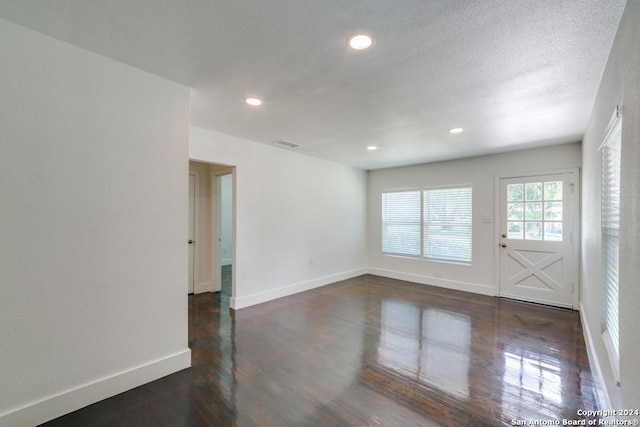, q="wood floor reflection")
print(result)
[42,275,599,426]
